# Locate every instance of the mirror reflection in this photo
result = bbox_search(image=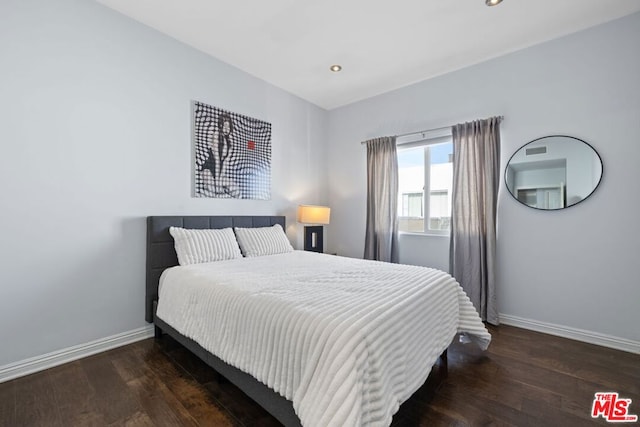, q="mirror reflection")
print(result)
[505,135,603,210]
